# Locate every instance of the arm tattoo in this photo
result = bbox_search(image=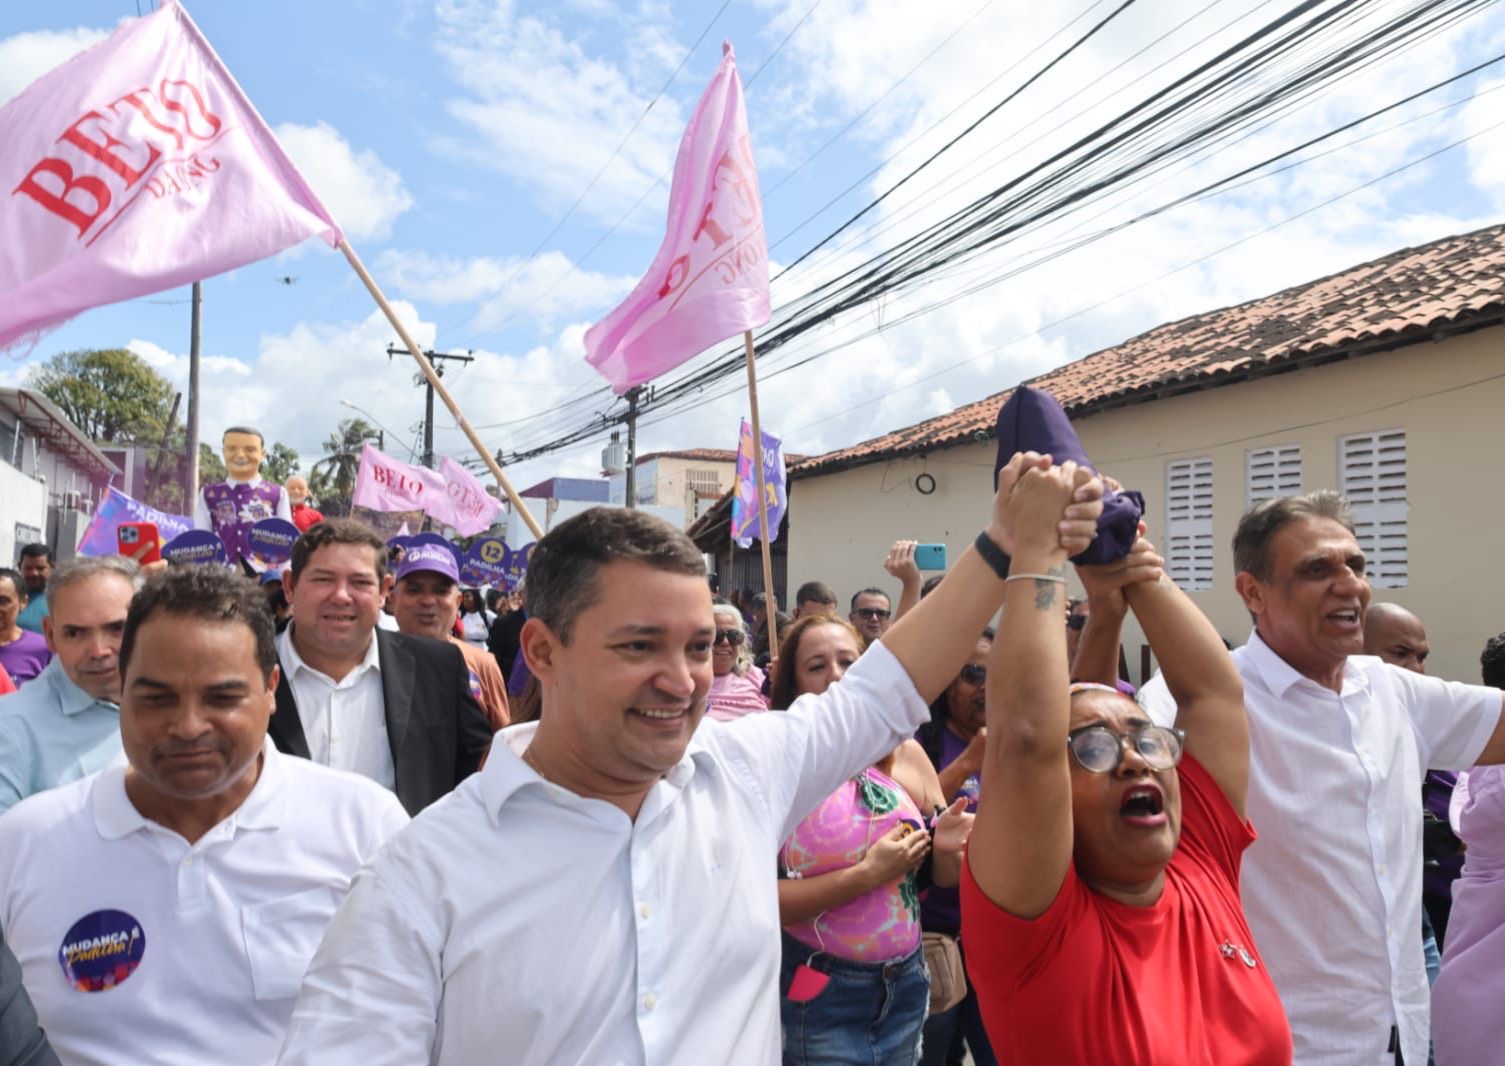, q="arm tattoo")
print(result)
[1033,565,1067,610]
